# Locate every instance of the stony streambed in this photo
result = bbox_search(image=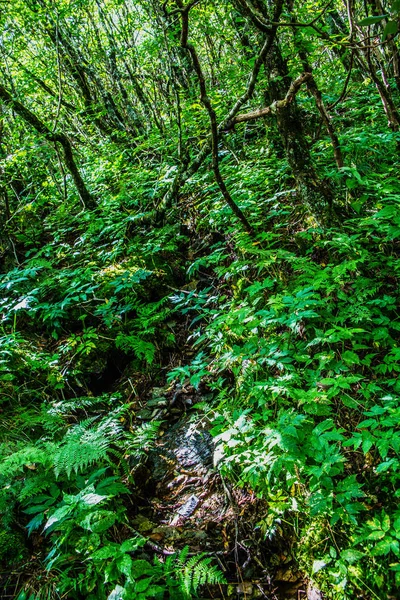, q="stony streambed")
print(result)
[129,383,322,600]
